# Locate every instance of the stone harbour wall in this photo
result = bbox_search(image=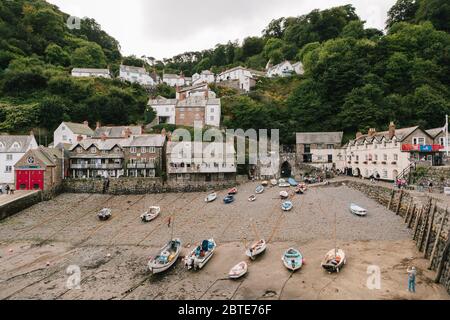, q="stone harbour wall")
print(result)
[0,191,42,221]
[329,180,450,293]
[63,177,238,194]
